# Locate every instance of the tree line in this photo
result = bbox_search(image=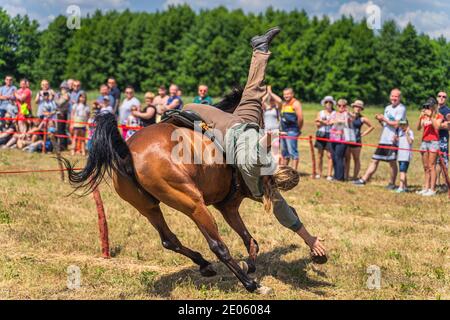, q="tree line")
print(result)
[1,5,449,106]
